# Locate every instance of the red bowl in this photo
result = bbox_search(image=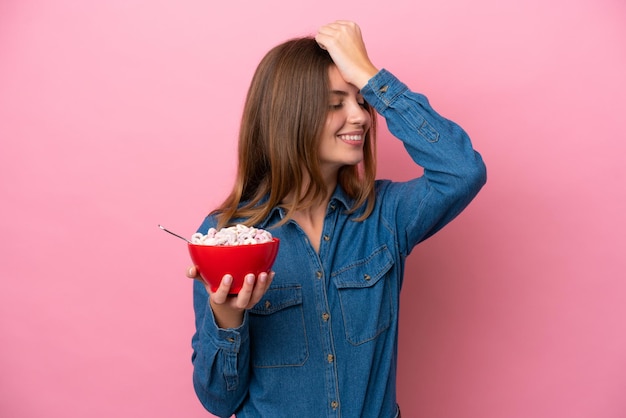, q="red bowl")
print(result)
[188,238,280,294]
